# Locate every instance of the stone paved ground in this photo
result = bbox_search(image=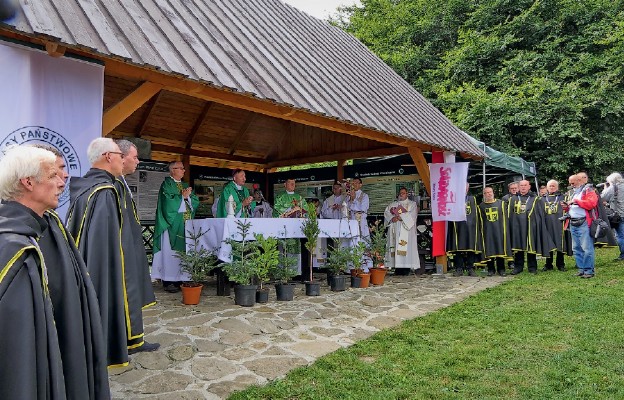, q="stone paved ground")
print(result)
[109,273,507,399]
